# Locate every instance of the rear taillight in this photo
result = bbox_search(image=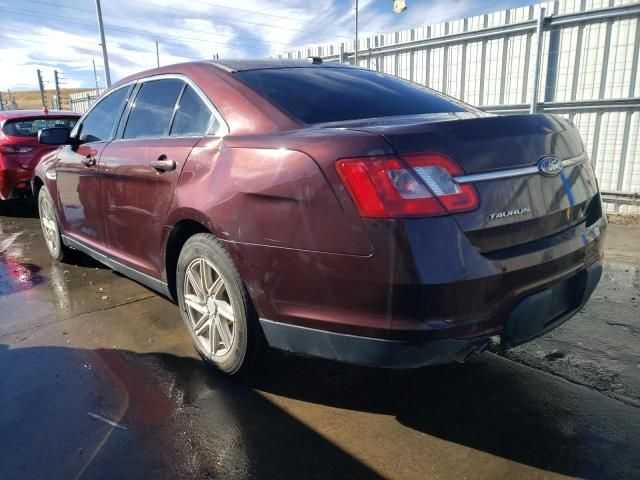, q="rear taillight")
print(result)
[336,153,478,219]
[403,153,479,213]
[0,145,36,155]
